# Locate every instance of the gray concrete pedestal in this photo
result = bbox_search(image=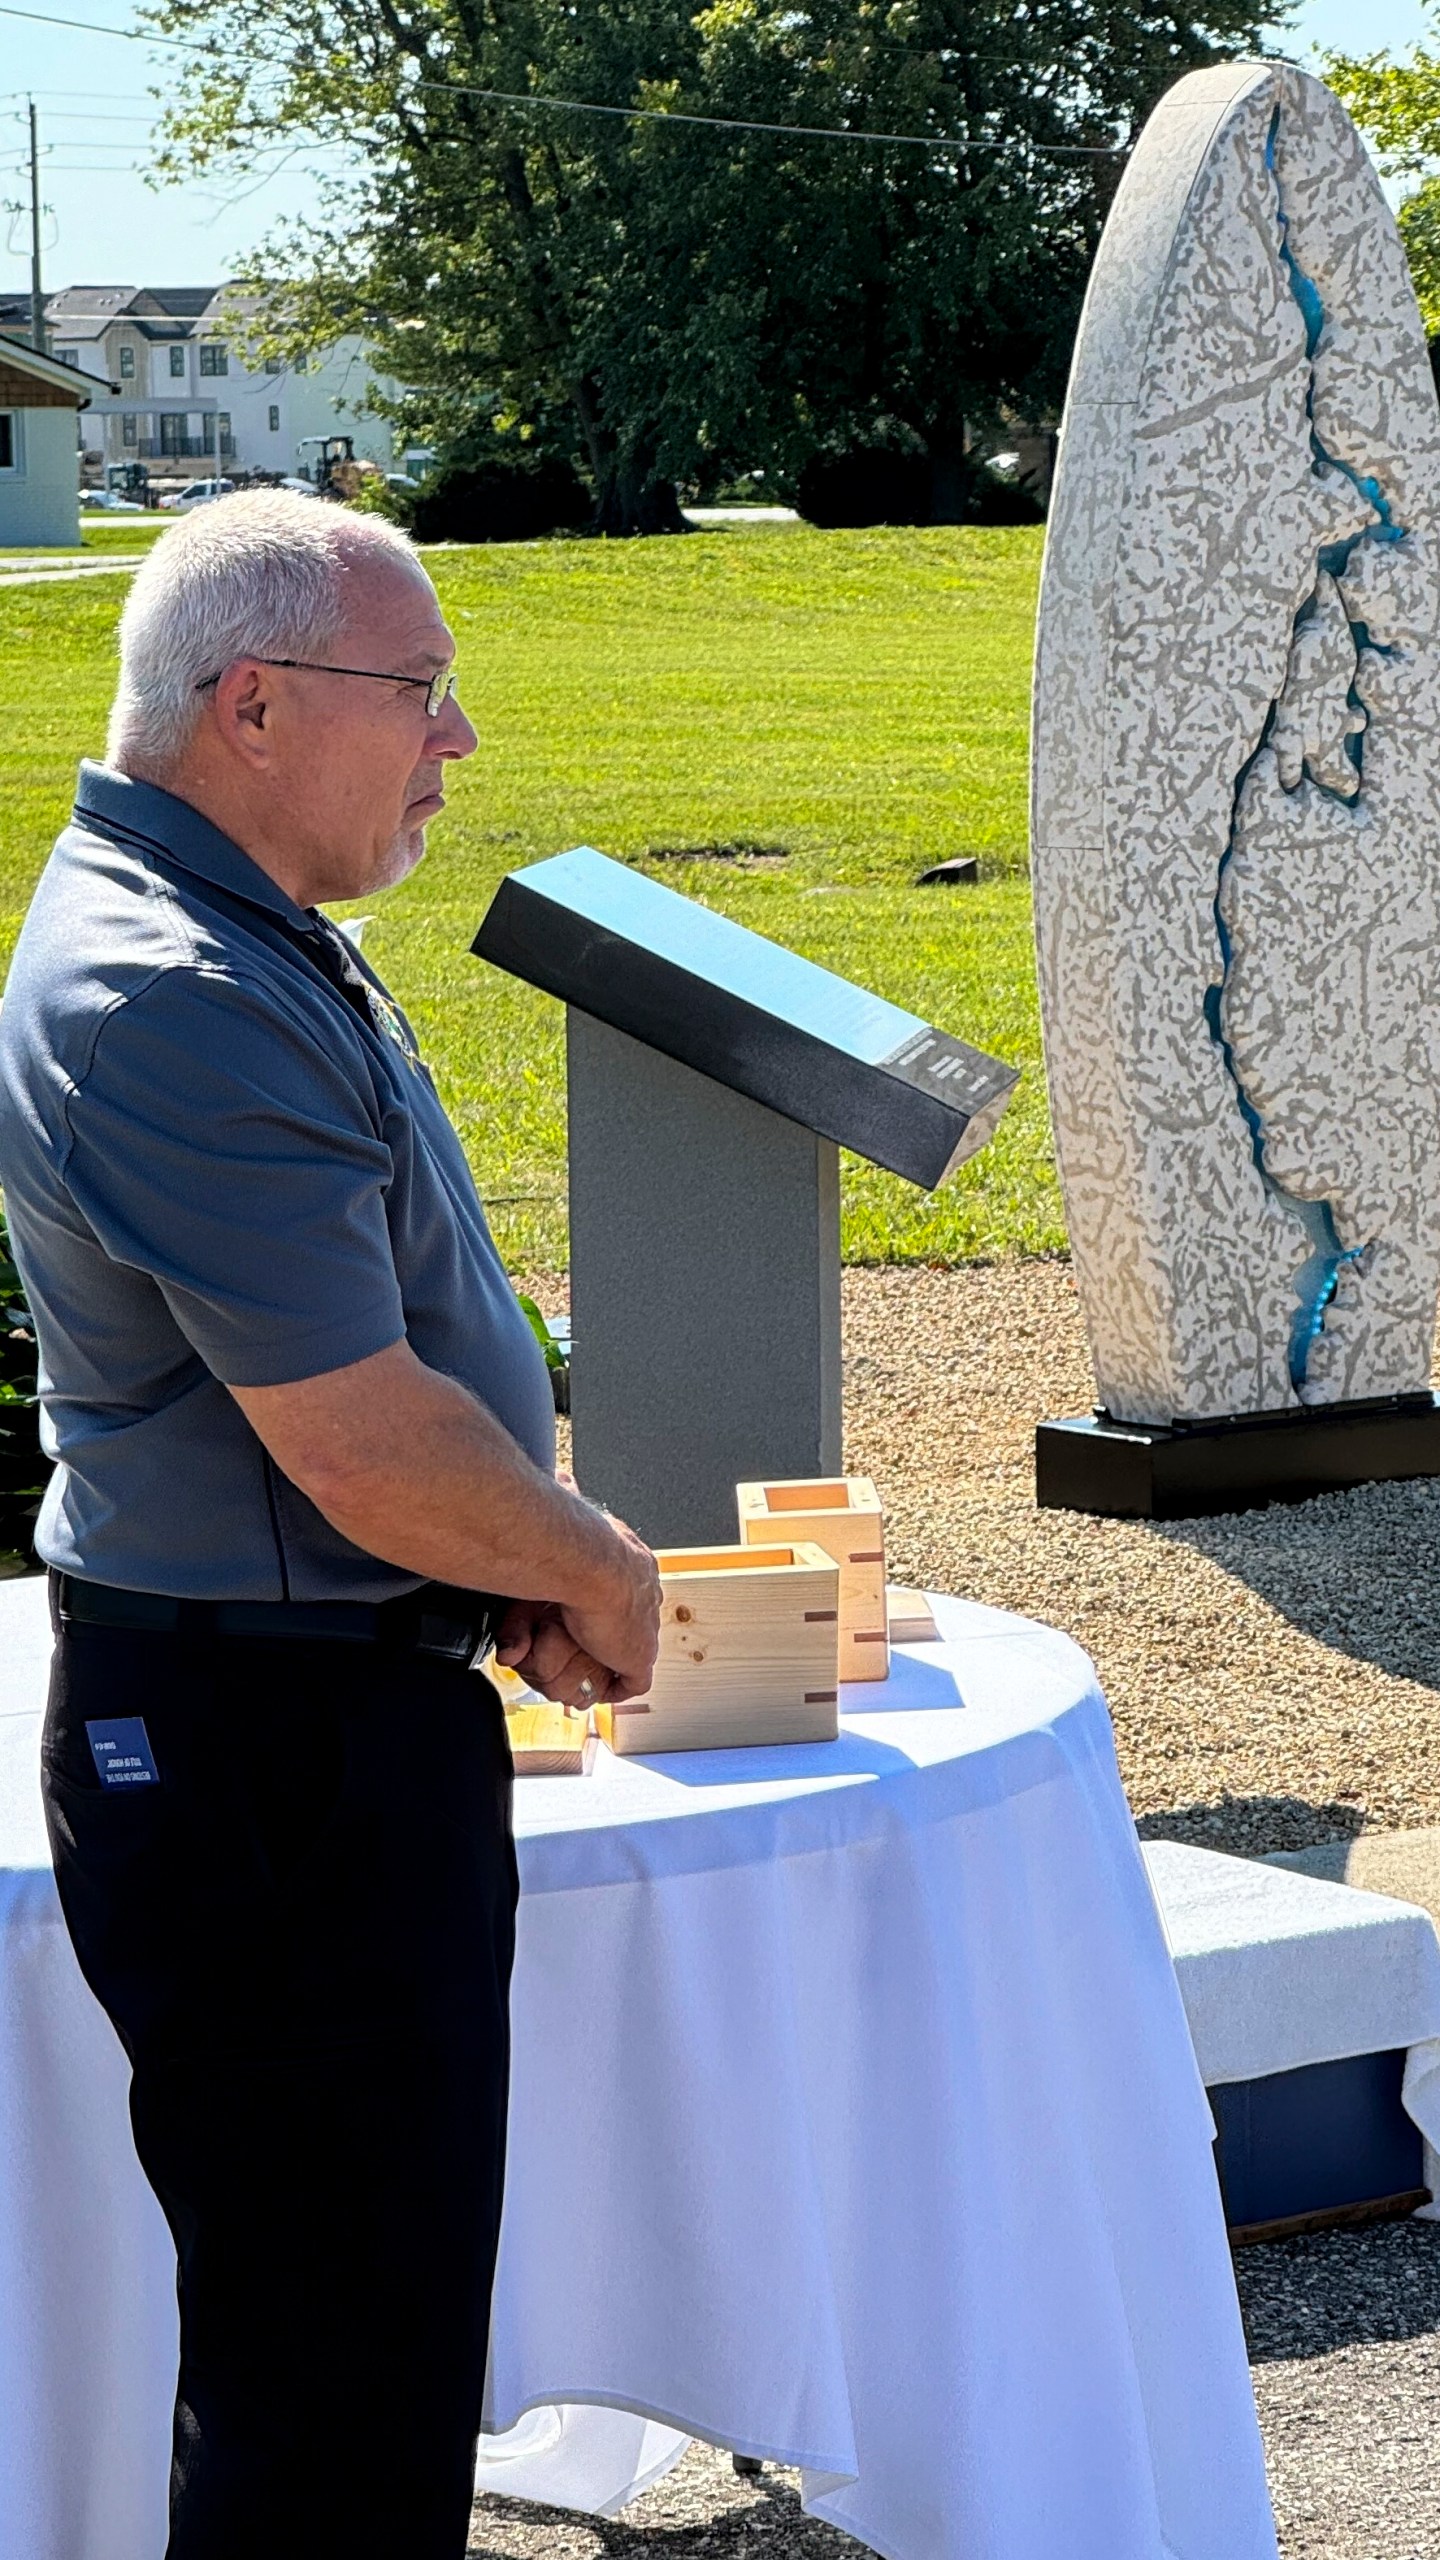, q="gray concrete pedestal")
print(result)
[567,1011,842,1545]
